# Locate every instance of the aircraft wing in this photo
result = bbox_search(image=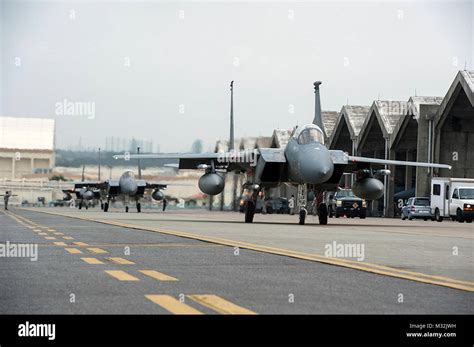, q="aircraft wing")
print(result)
[73,181,103,189]
[114,151,259,170]
[347,155,452,169]
[145,183,167,190]
[328,150,451,172]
